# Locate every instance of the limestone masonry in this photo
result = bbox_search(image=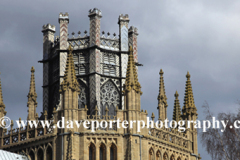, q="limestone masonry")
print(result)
[0,8,201,160]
